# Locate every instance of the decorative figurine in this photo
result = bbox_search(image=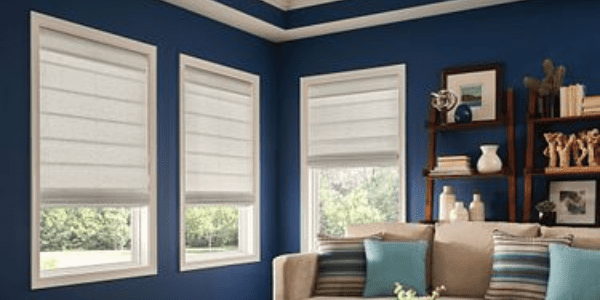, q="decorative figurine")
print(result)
[585,129,600,166]
[573,131,588,167]
[556,133,576,169]
[543,132,559,169]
